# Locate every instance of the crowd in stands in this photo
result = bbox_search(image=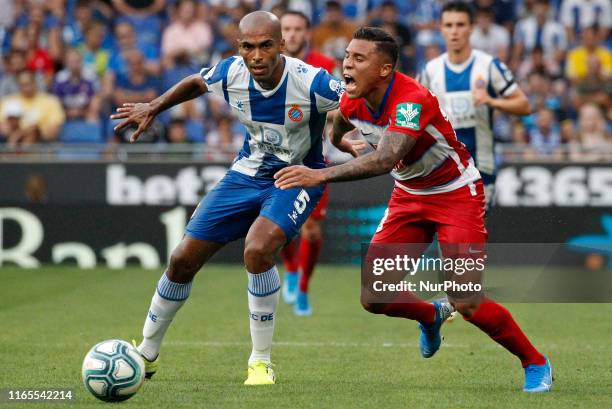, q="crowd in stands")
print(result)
[0,0,610,161]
